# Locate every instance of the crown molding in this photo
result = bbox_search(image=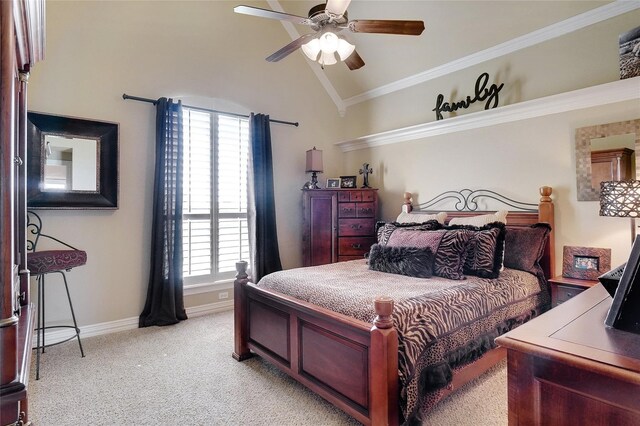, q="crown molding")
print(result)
[342,1,640,108]
[335,77,640,152]
[267,1,638,115]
